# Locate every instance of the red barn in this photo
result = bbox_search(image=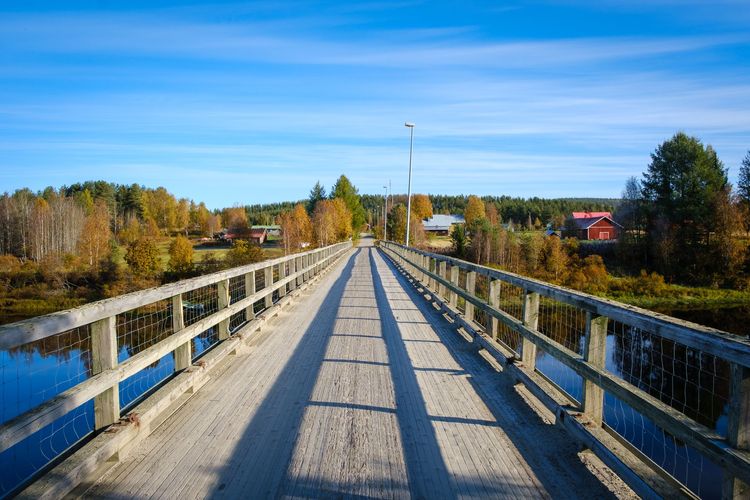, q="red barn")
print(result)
[567,212,621,240]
